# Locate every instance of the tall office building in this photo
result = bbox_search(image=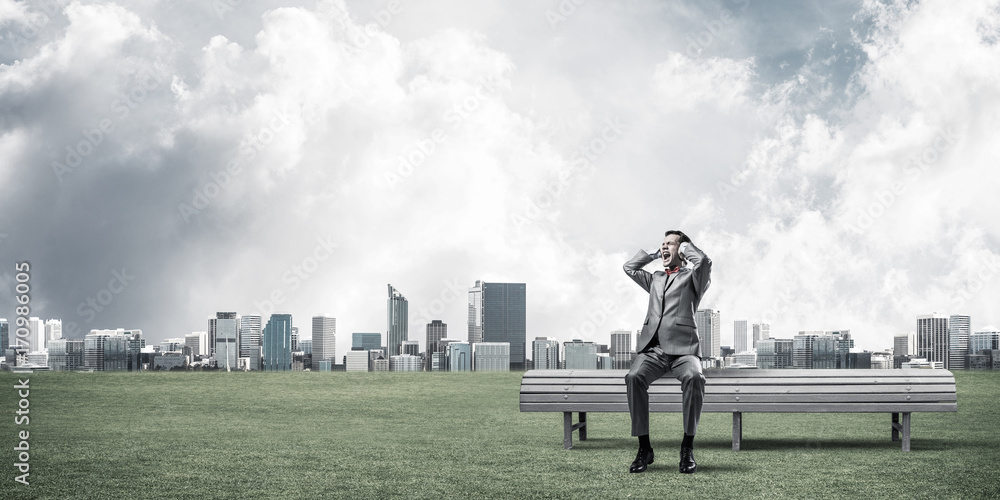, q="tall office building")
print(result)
[48,339,85,371]
[472,281,527,370]
[1,319,8,354]
[312,315,336,370]
[812,335,838,369]
[564,339,598,369]
[793,332,819,368]
[756,338,793,368]
[970,330,1000,353]
[84,329,141,371]
[208,317,217,356]
[352,332,382,352]
[610,330,633,369]
[448,342,472,372]
[734,320,748,353]
[44,319,62,349]
[474,342,510,371]
[532,337,560,370]
[752,323,770,349]
[893,333,915,357]
[468,281,483,344]
[263,314,293,371]
[917,314,949,367]
[28,317,43,353]
[695,309,721,359]
[400,340,419,357]
[215,312,239,370]
[948,315,971,370]
[239,315,262,359]
[387,284,408,357]
[426,320,447,370]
